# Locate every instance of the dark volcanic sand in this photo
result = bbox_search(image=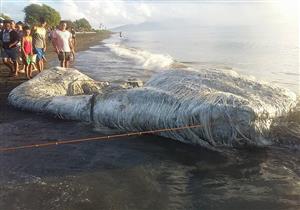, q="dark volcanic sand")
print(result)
[0,32,112,154]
